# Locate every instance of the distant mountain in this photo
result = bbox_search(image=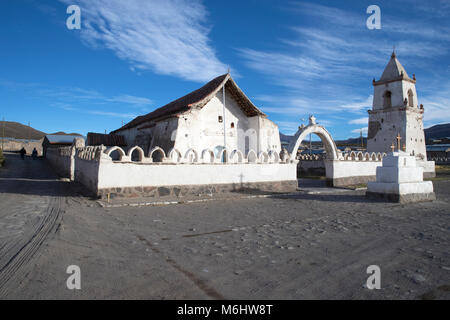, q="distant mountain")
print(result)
[0,121,46,140]
[424,123,450,140]
[280,123,450,146]
[49,131,83,136]
[280,133,294,144]
[0,121,82,140]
